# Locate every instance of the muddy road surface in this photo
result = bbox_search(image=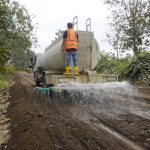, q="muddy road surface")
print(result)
[6,72,150,150]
